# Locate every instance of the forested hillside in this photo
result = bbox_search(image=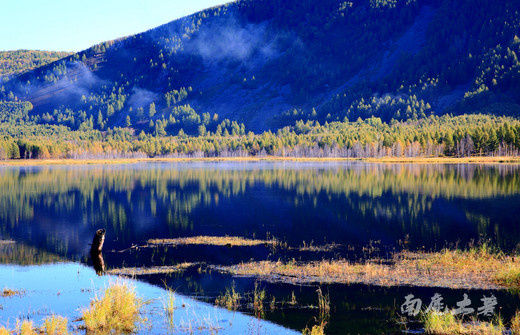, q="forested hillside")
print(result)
[0,50,71,79]
[0,0,519,159]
